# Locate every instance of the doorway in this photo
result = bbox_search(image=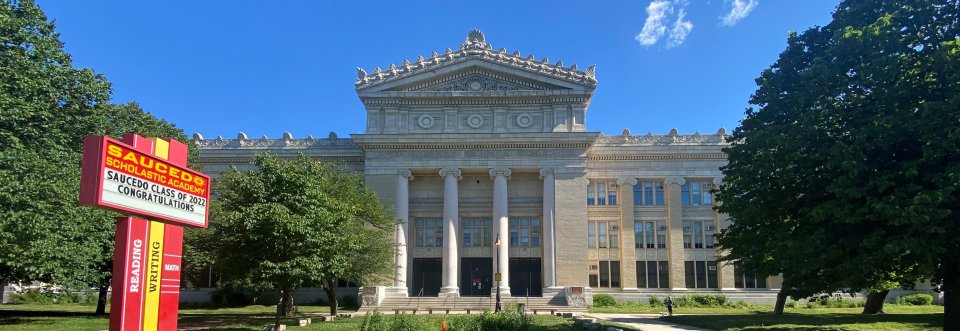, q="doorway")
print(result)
[460,258,493,296]
[411,258,442,297]
[509,258,542,297]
